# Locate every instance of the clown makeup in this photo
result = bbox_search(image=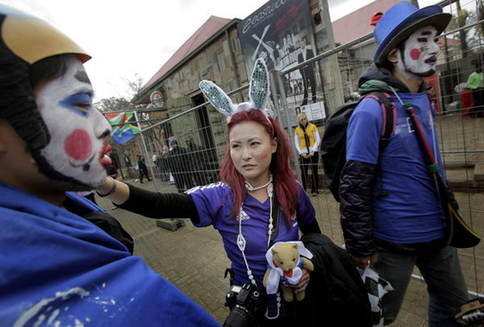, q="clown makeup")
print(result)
[397,26,440,78]
[34,56,112,188]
